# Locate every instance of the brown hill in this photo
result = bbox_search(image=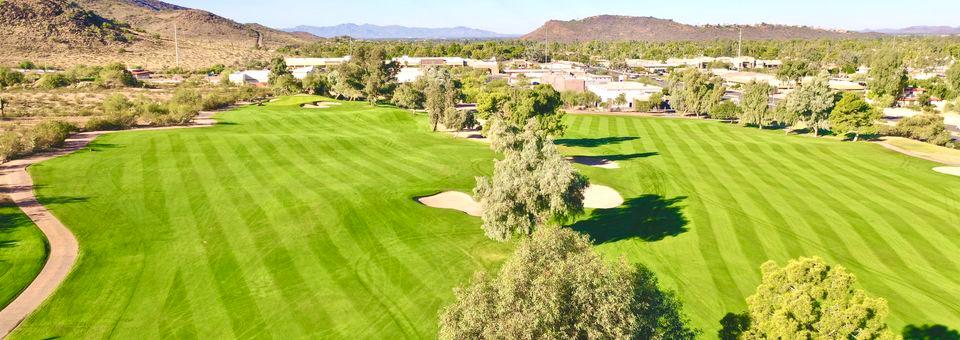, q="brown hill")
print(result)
[0,0,134,51]
[523,15,876,42]
[0,0,320,69]
[73,0,318,48]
